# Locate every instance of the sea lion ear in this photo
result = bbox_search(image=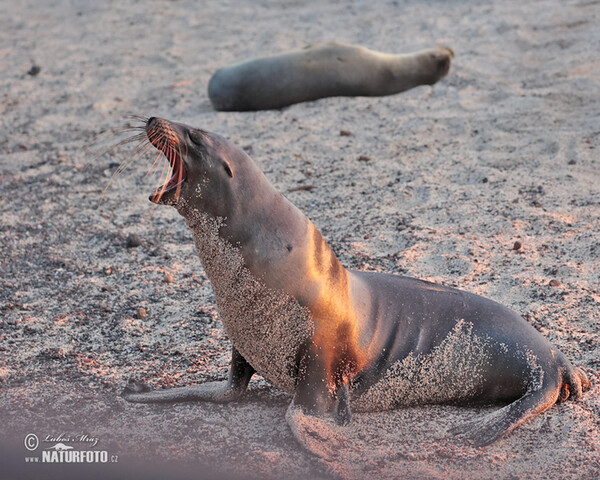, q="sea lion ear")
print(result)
[223,160,234,178]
